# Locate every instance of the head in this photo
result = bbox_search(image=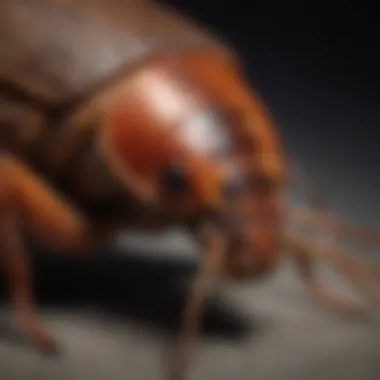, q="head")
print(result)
[154,113,285,282]
[99,53,286,282]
